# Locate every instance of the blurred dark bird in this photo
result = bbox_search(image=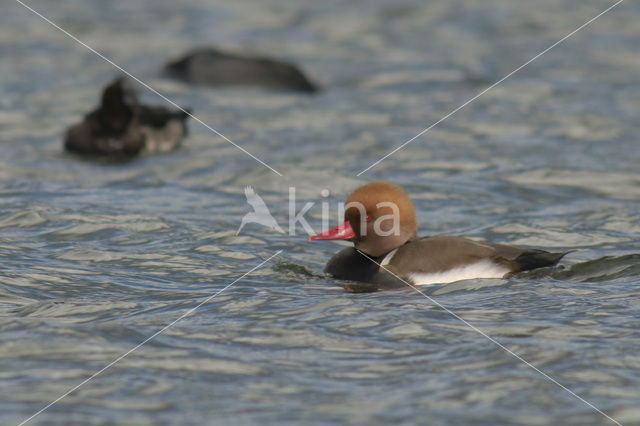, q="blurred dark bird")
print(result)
[64,77,190,157]
[162,47,318,93]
